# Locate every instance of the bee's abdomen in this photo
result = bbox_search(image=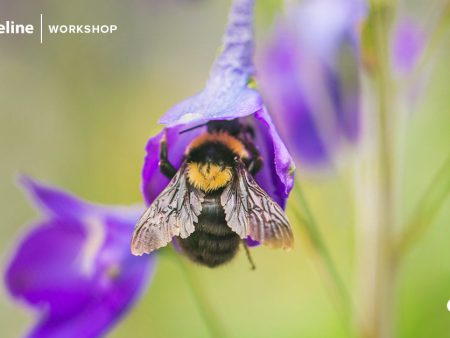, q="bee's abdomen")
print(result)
[177,192,240,268]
